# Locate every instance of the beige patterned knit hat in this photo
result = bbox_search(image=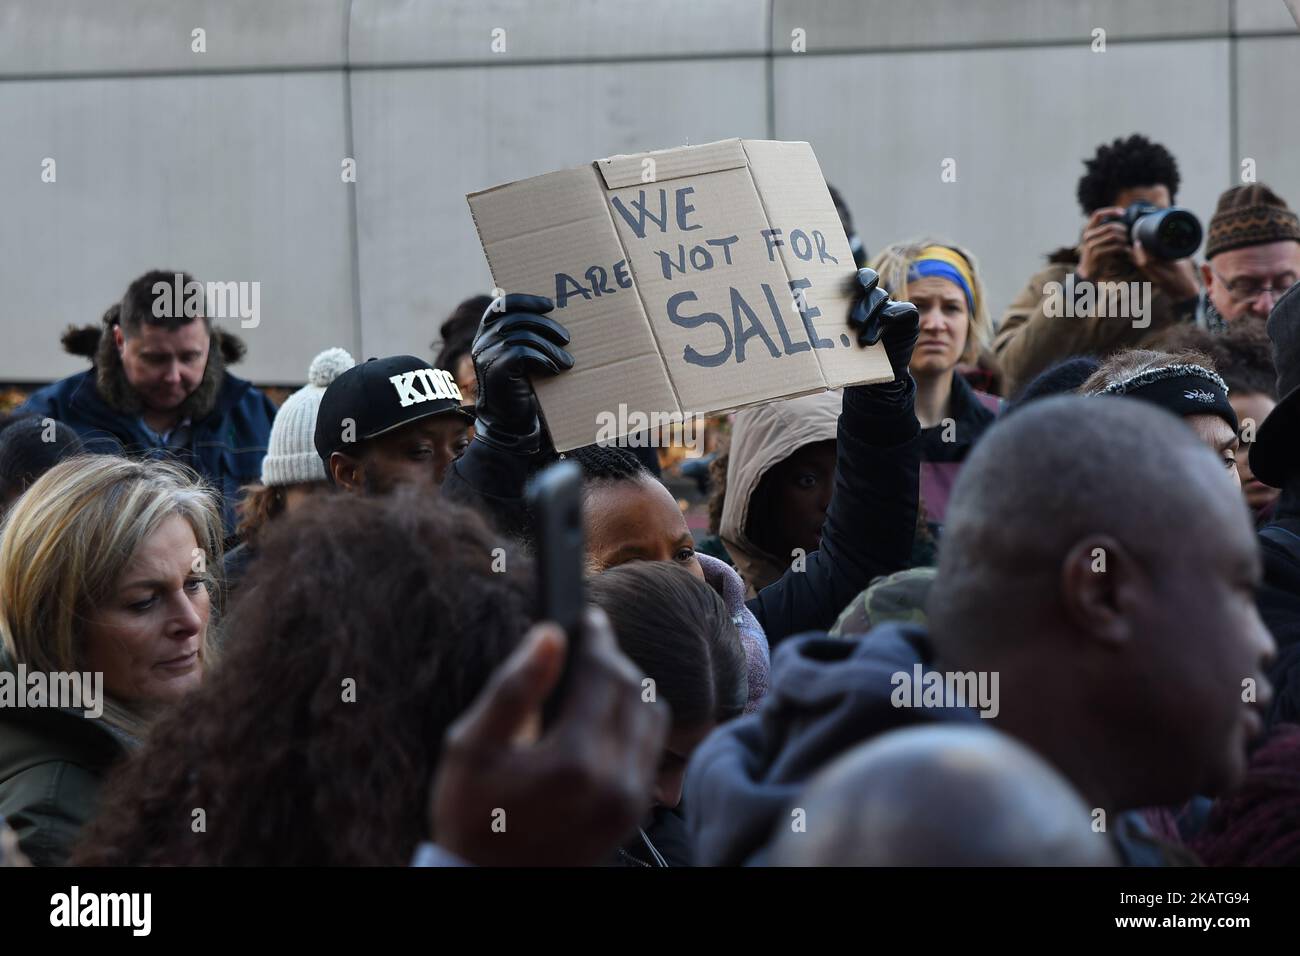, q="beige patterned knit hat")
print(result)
[1205,184,1300,259]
